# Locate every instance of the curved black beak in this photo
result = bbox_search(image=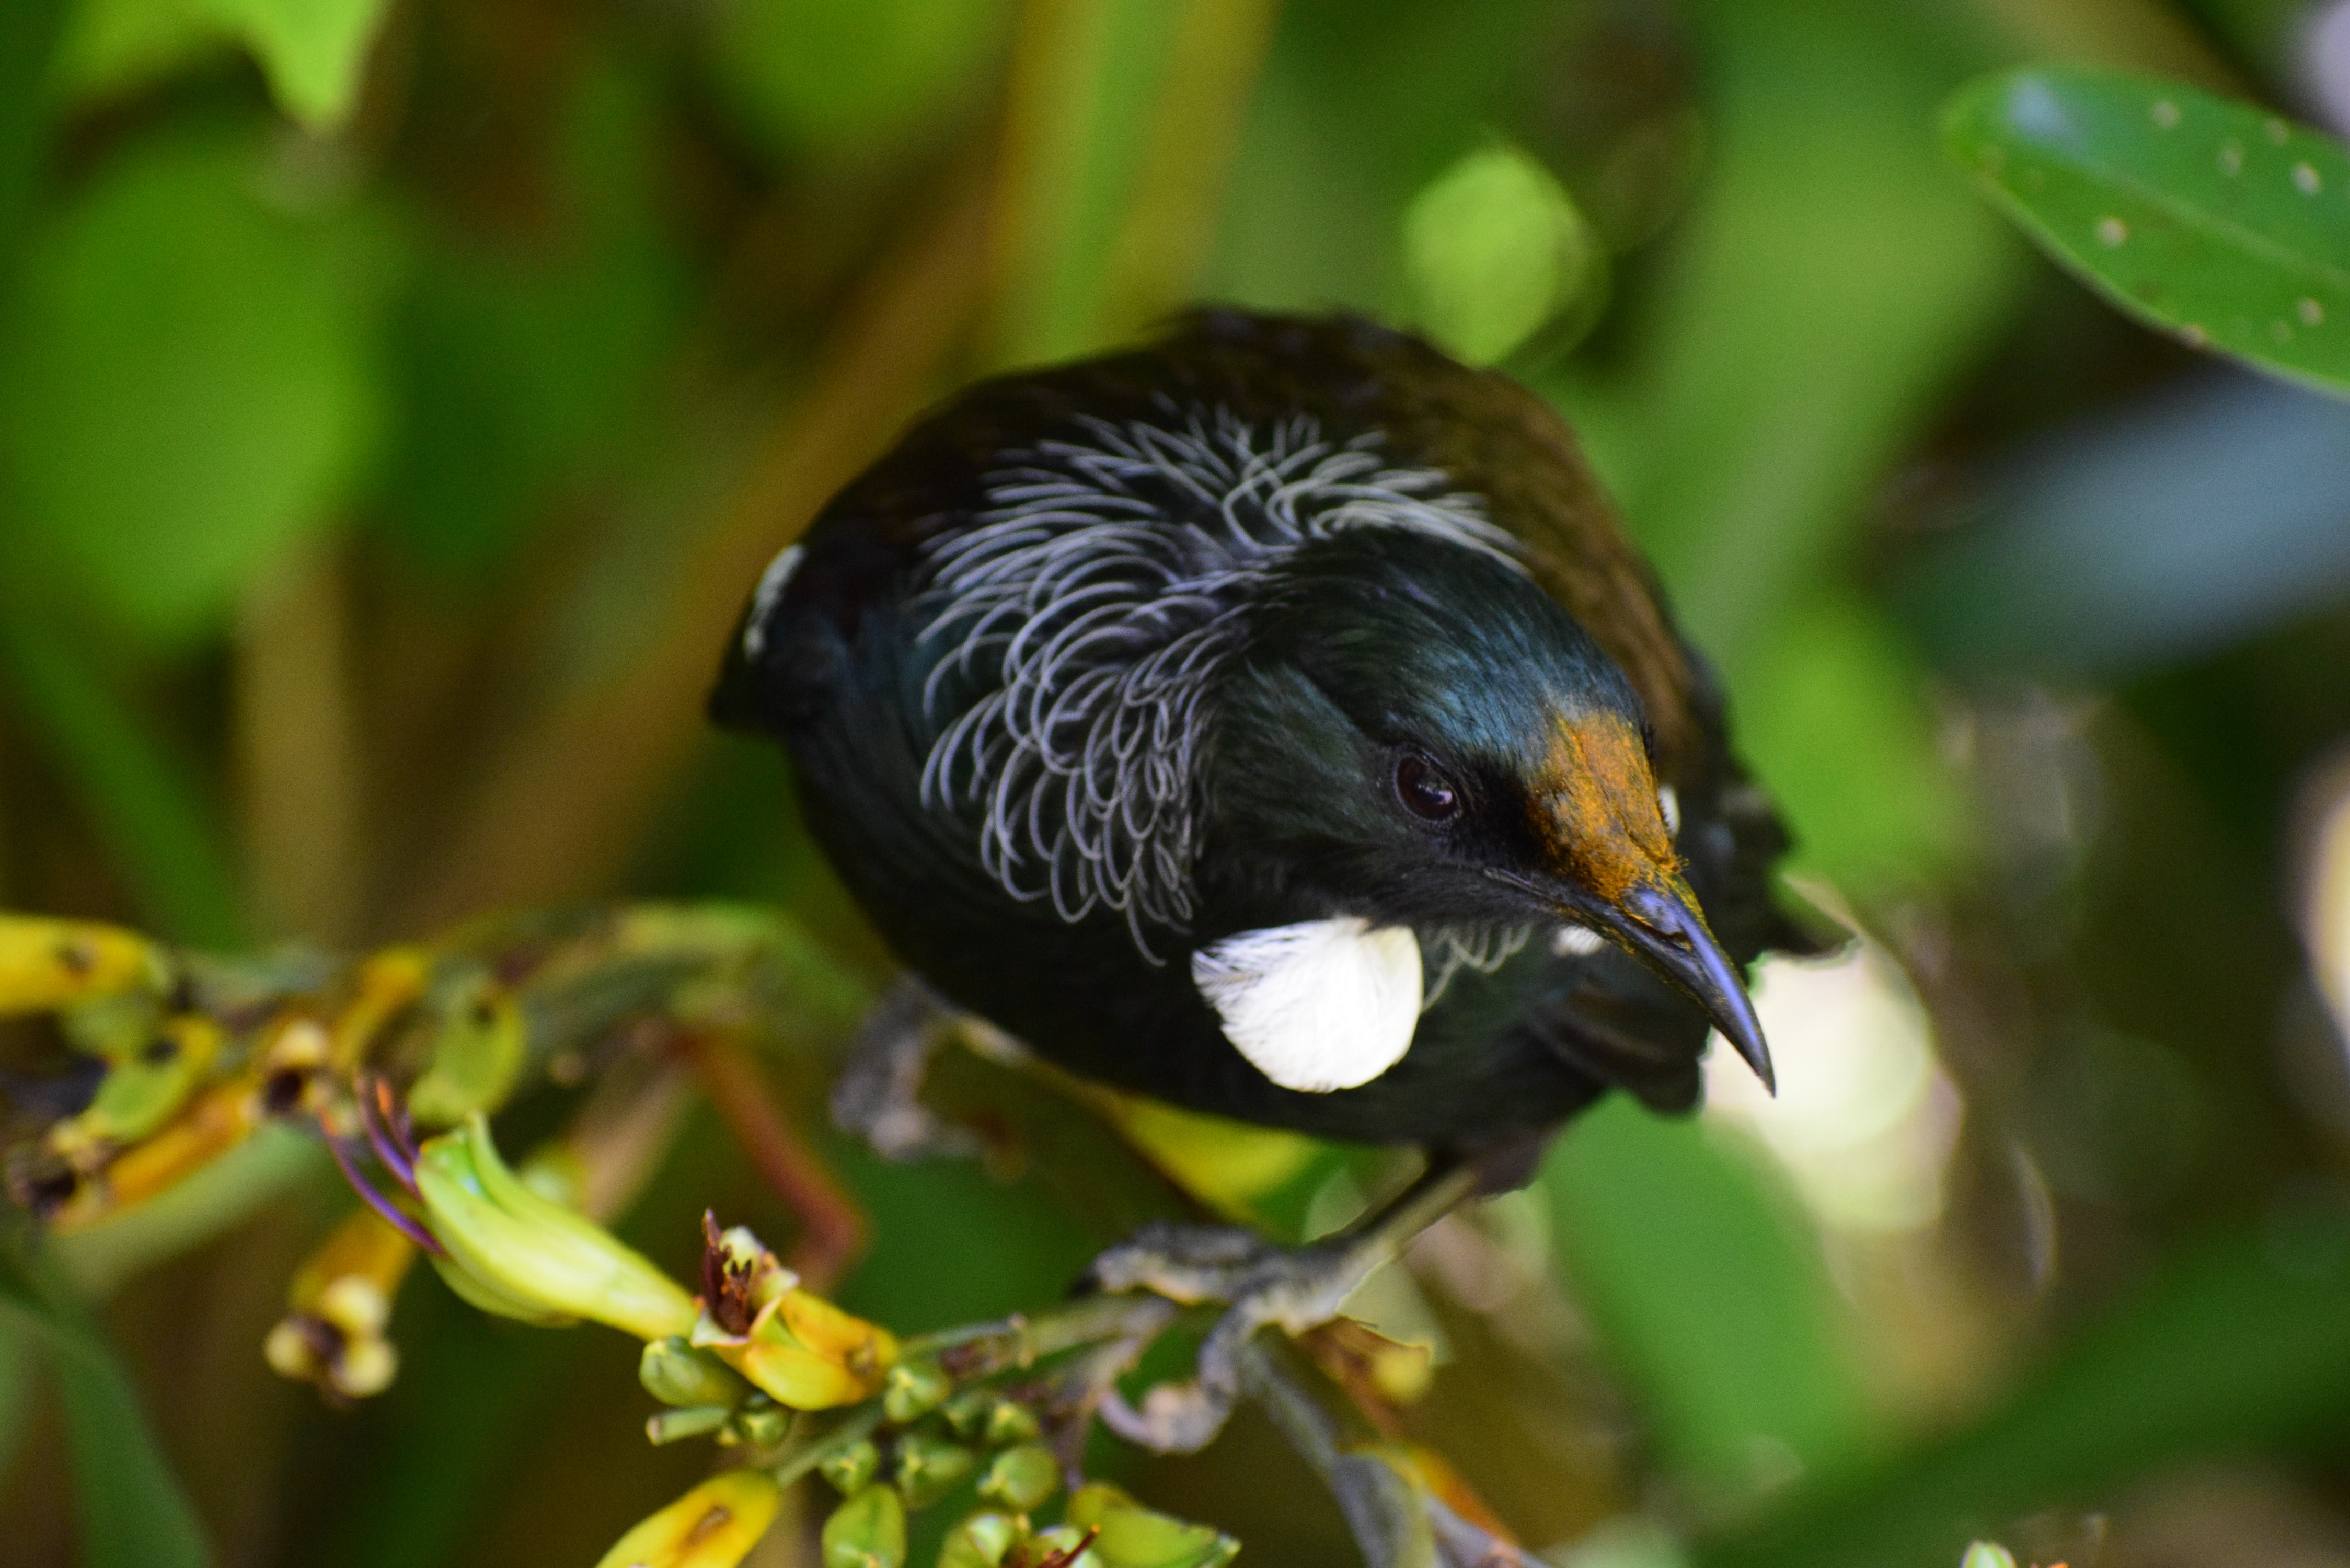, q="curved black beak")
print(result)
[1617,884,1776,1090]
[1488,862,1776,1092]
[1592,880,1776,1094]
